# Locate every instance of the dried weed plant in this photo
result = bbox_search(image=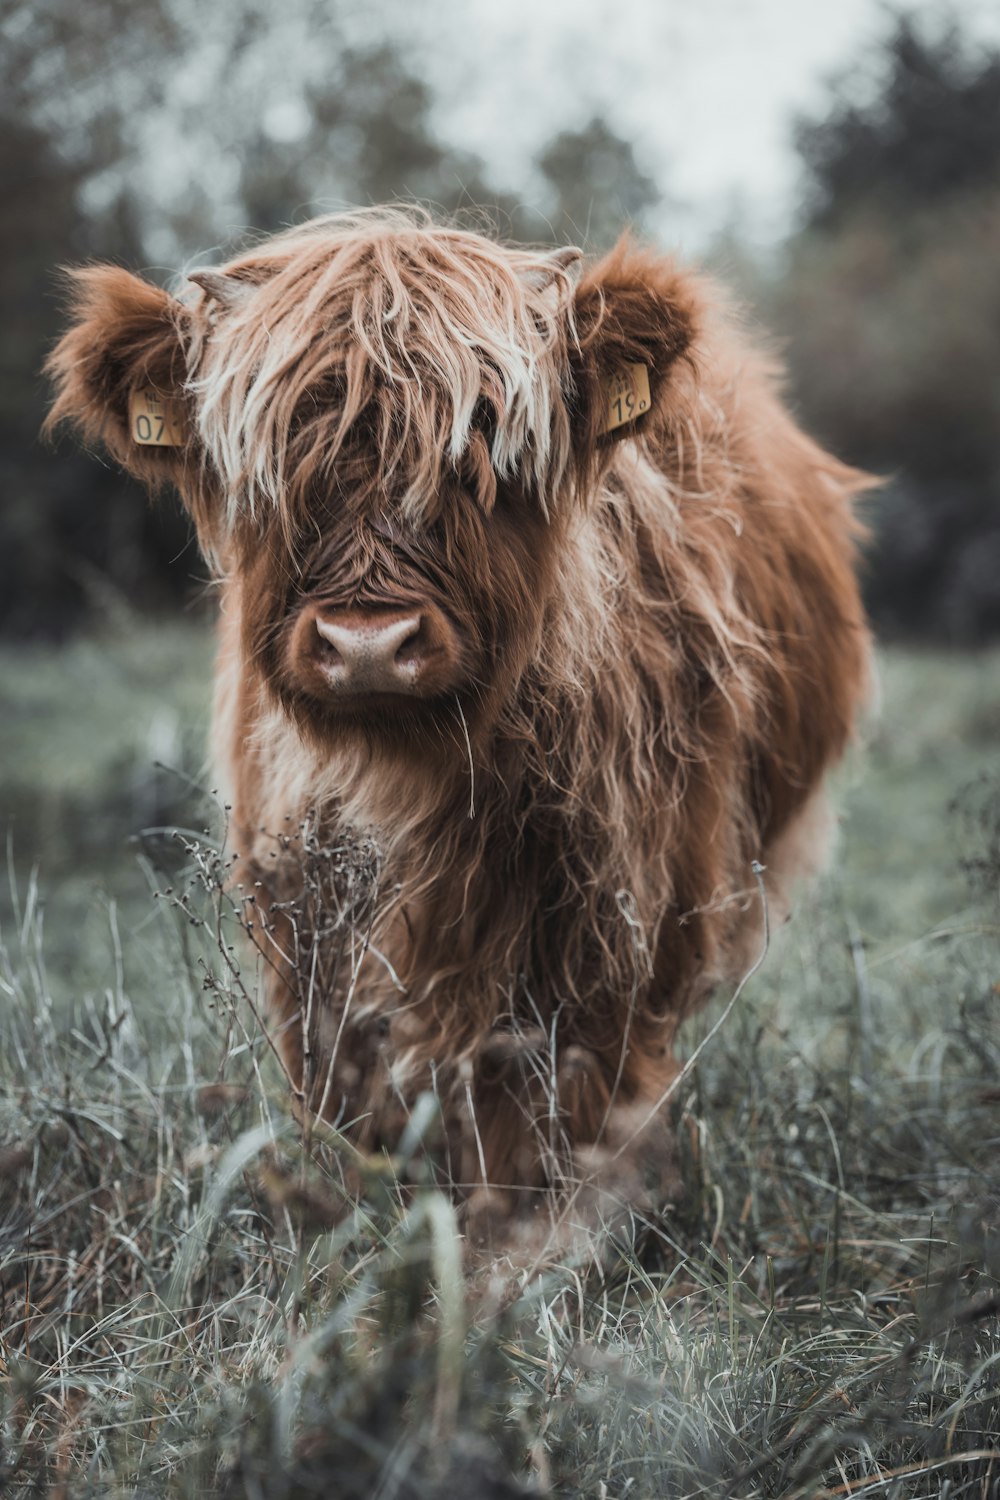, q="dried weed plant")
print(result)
[0,789,998,1496]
